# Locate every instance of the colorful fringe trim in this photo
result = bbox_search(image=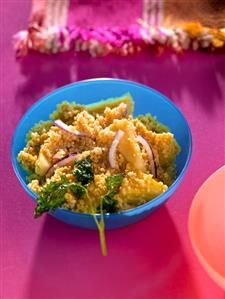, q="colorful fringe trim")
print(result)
[13,0,225,57]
